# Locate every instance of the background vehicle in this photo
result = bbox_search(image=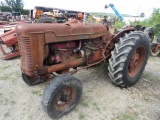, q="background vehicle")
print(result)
[150,35,160,56]
[0,29,19,60]
[29,6,87,23]
[0,12,12,22]
[29,6,66,23]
